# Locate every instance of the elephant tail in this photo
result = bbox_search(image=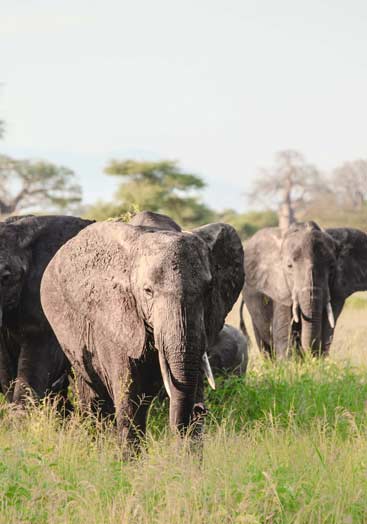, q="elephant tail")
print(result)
[239,297,248,339]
